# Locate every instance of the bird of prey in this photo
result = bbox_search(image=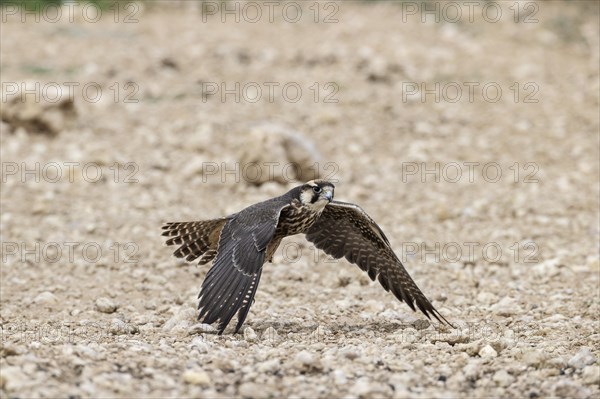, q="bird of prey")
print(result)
[162,180,451,334]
